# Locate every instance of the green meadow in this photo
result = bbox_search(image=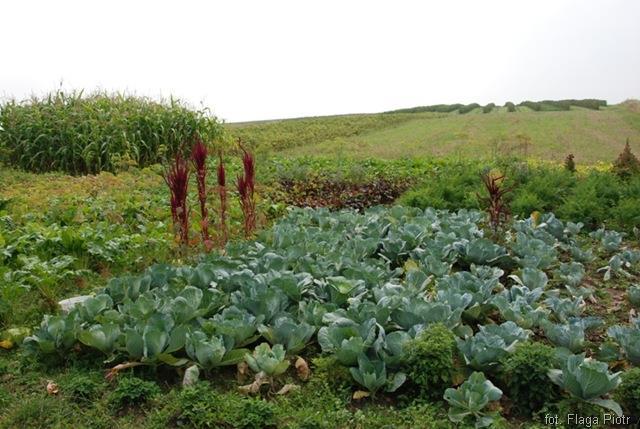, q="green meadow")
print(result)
[232,102,640,164]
